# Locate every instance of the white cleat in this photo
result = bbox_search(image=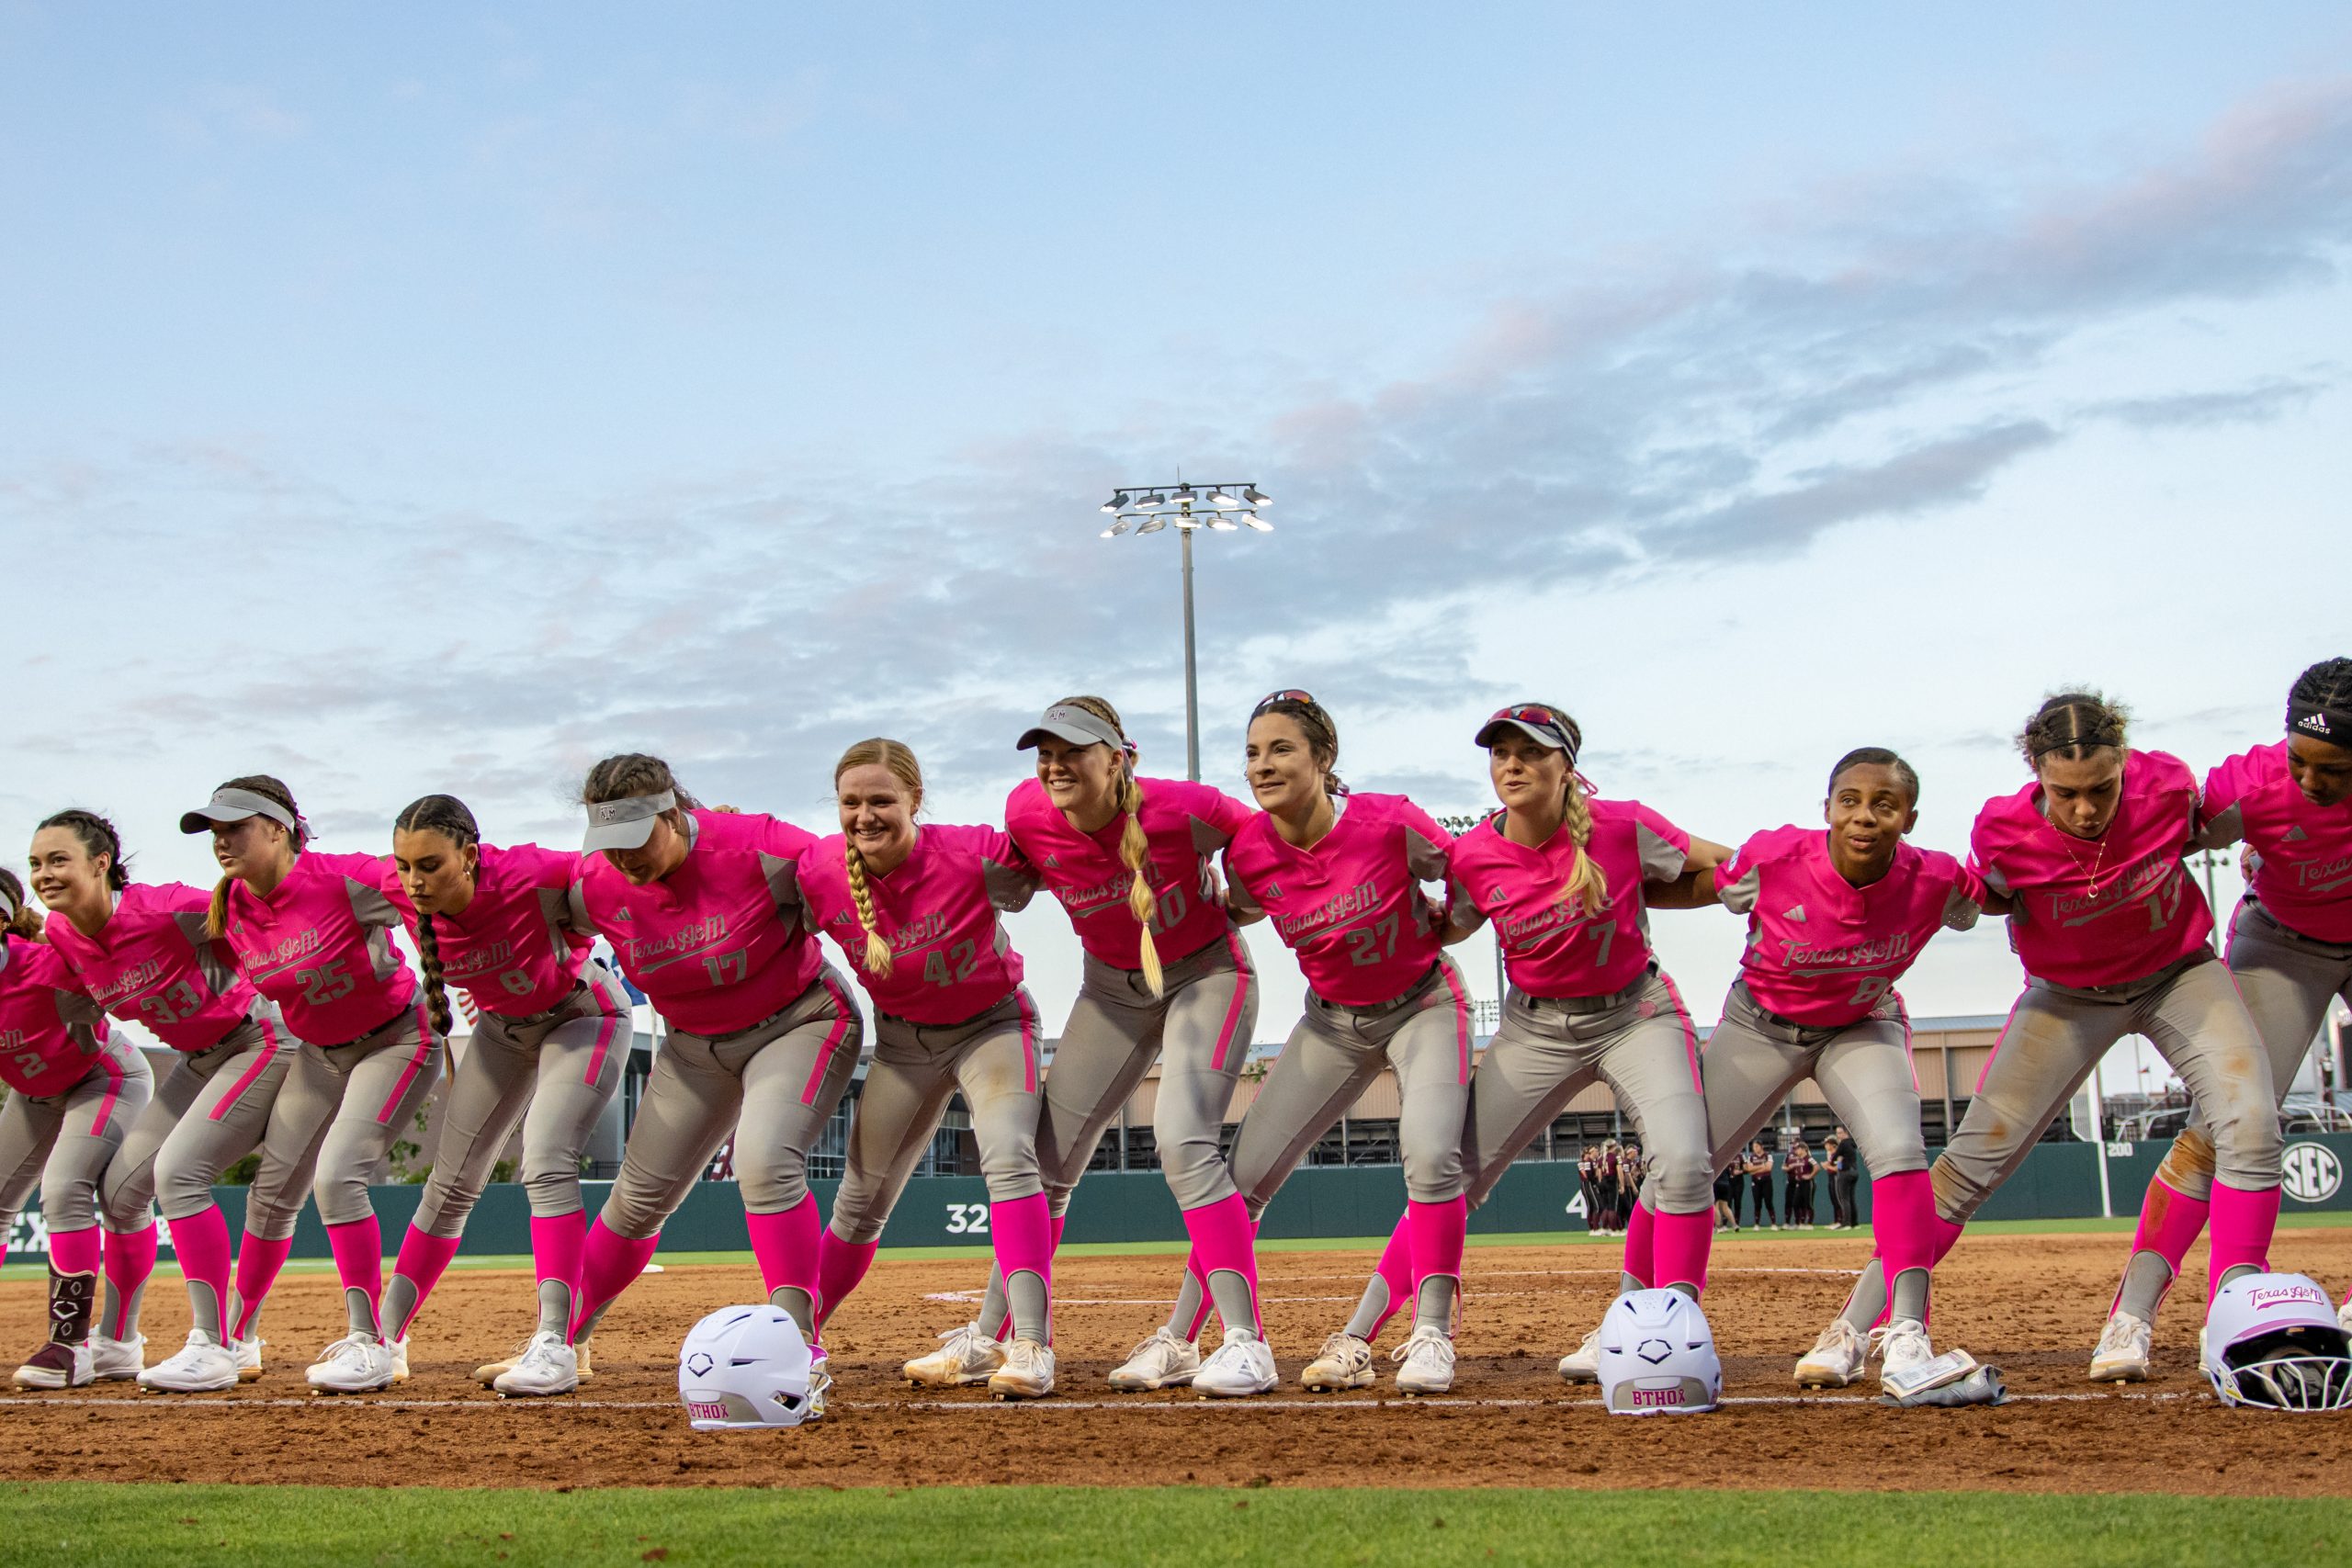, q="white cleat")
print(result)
[389,1337,409,1384]
[1193,1328,1278,1398]
[987,1337,1056,1400]
[806,1352,831,1422]
[1873,1317,1935,1390]
[1299,1331,1376,1393]
[477,1337,590,1385]
[232,1336,265,1382]
[138,1331,239,1393]
[306,1334,397,1394]
[492,1331,578,1398]
[1793,1318,1866,1388]
[903,1321,1005,1387]
[1106,1326,1199,1392]
[90,1334,146,1382]
[2088,1311,2152,1383]
[1556,1326,1602,1384]
[14,1341,95,1390]
[1391,1325,1457,1397]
